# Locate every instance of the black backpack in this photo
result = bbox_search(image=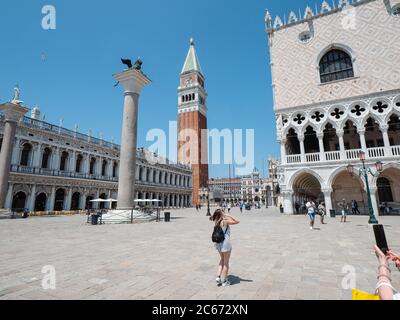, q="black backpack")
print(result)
[212,223,229,243]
